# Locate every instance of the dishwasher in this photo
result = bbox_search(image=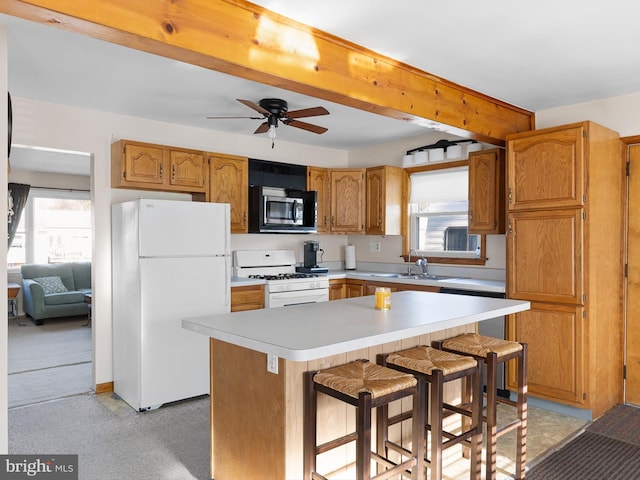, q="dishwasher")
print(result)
[439,287,509,398]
